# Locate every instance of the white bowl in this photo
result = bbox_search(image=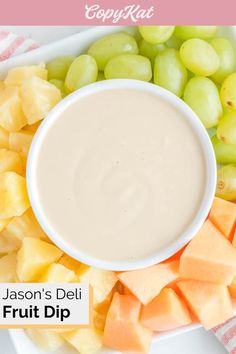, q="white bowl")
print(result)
[26,78,216,271]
